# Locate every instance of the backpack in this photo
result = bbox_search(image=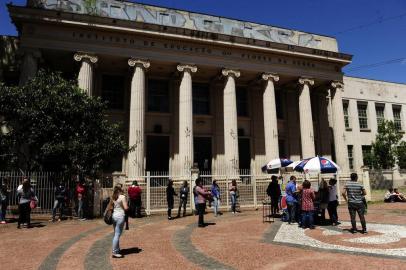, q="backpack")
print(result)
[103,198,114,225]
